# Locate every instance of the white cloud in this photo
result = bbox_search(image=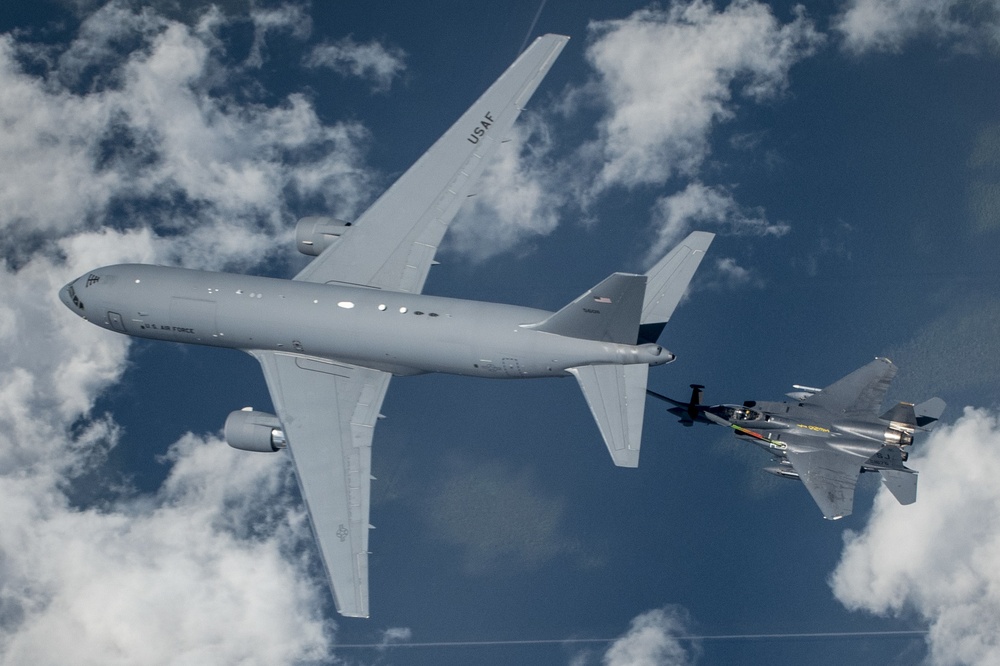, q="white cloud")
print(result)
[0,436,331,665]
[835,0,1000,54]
[305,36,406,92]
[0,4,395,661]
[379,626,413,648]
[0,2,375,269]
[602,606,697,666]
[711,256,764,289]
[0,236,335,663]
[445,1,818,263]
[578,0,823,197]
[646,181,787,266]
[447,118,565,261]
[830,408,1000,666]
[246,4,312,68]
